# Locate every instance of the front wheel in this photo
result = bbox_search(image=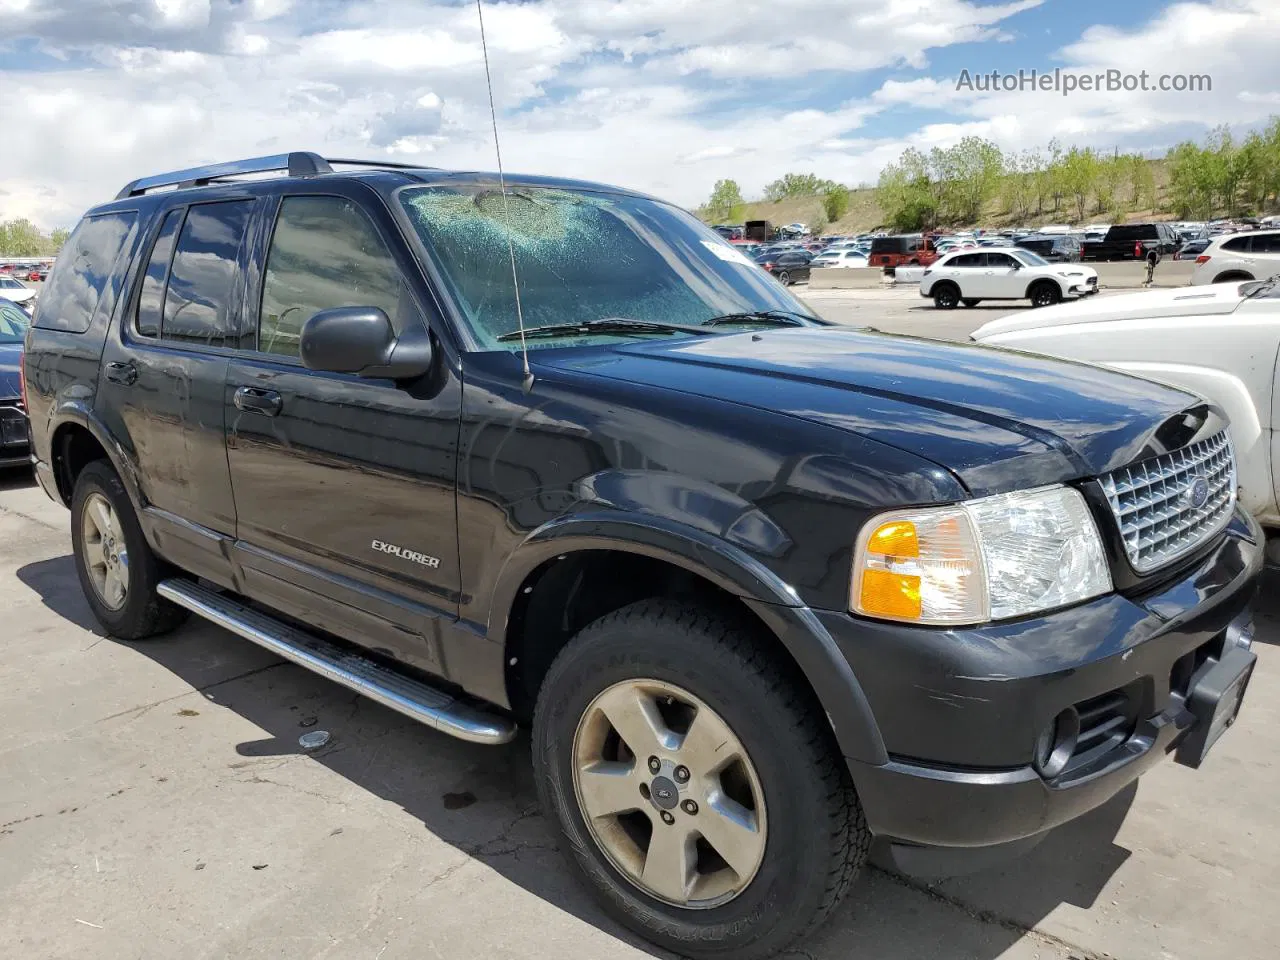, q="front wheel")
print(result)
[1029,281,1063,307]
[533,600,868,960]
